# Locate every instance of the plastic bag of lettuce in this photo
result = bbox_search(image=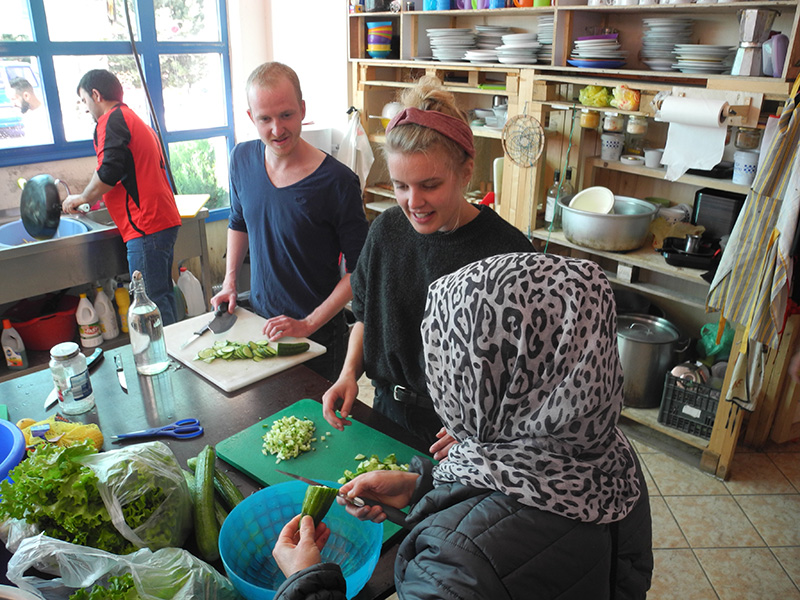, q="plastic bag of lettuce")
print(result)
[6,535,239,599]
[0,440,192,554]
